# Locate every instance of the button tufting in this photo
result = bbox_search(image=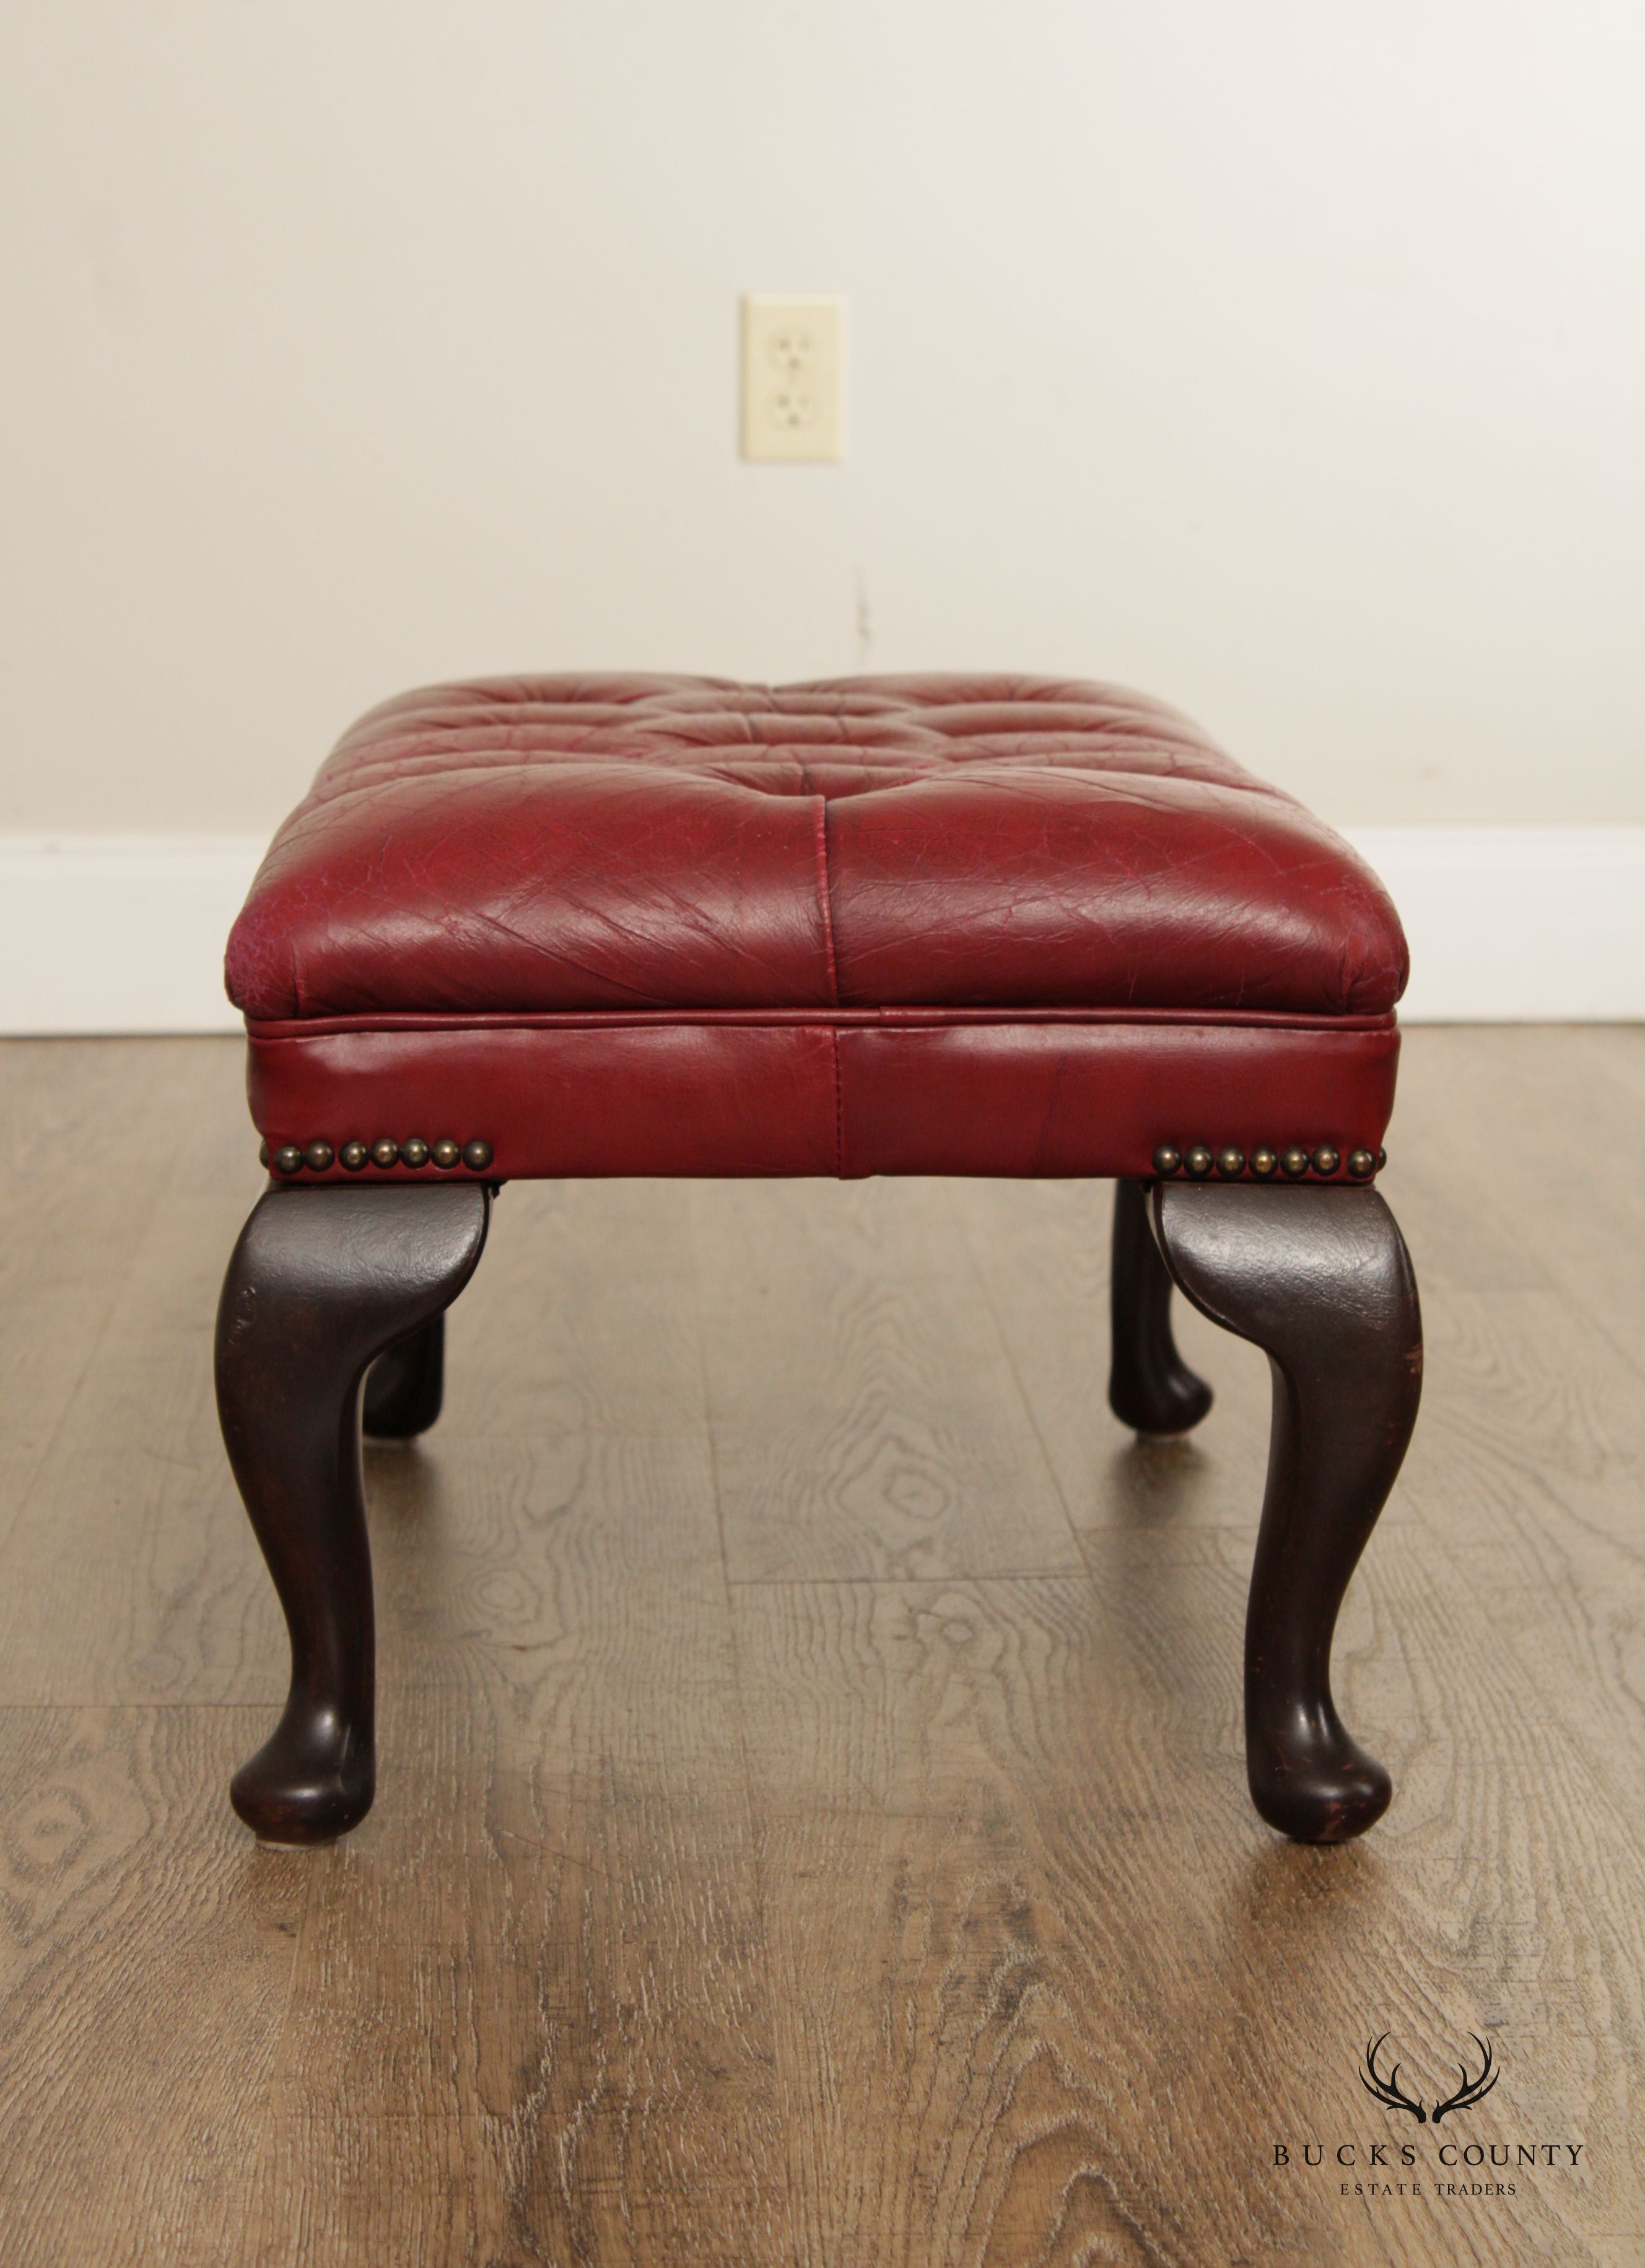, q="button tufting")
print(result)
[224,674,1410,1024]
